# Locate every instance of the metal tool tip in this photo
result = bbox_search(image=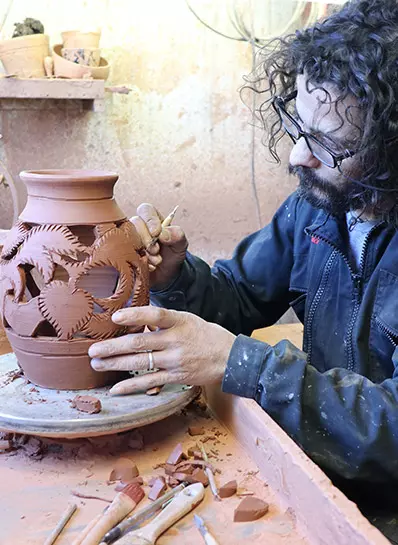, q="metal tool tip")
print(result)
[194,513,204,526]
